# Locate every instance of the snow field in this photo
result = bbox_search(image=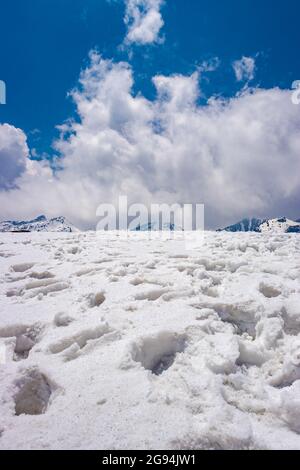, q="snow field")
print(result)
[0,231,300,449]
